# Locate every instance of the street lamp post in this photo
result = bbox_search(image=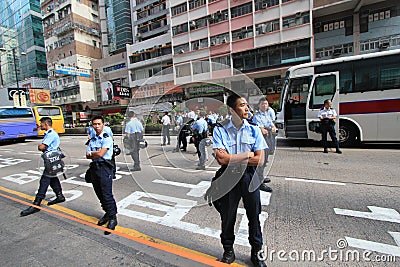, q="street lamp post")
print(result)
[0,47,27,105]
[0,47,26,89]
[12,48,20,90]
